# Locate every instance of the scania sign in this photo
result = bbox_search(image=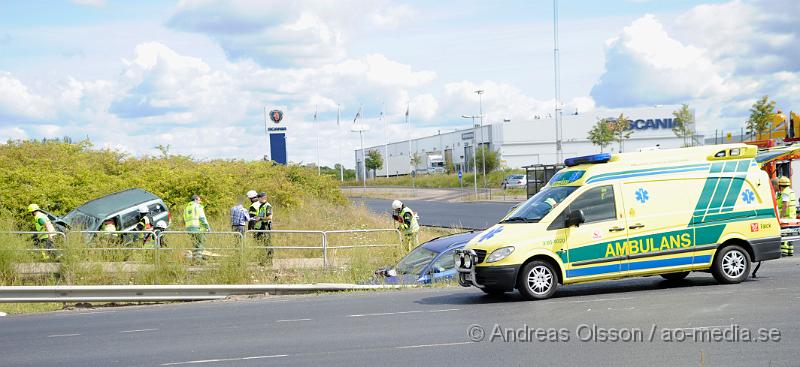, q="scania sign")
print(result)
[627,118,674,130]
